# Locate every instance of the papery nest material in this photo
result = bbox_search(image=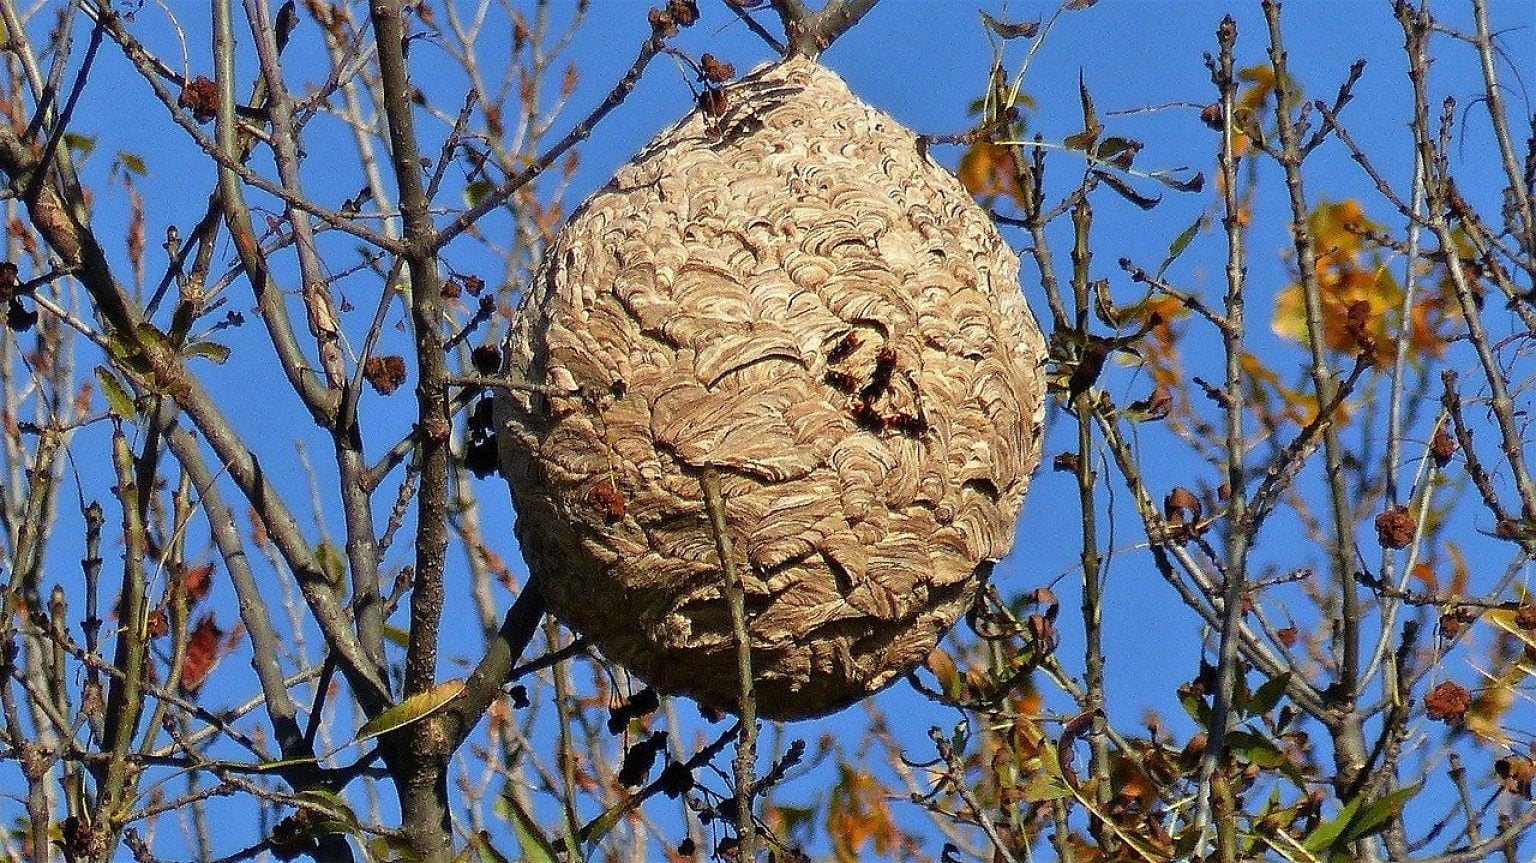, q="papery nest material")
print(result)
[497,56,1047,720]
